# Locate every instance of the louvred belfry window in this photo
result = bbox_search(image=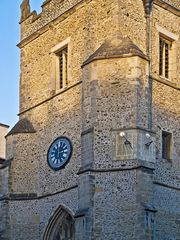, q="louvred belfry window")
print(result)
[159,37,172,79]
[57,47,68,89]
